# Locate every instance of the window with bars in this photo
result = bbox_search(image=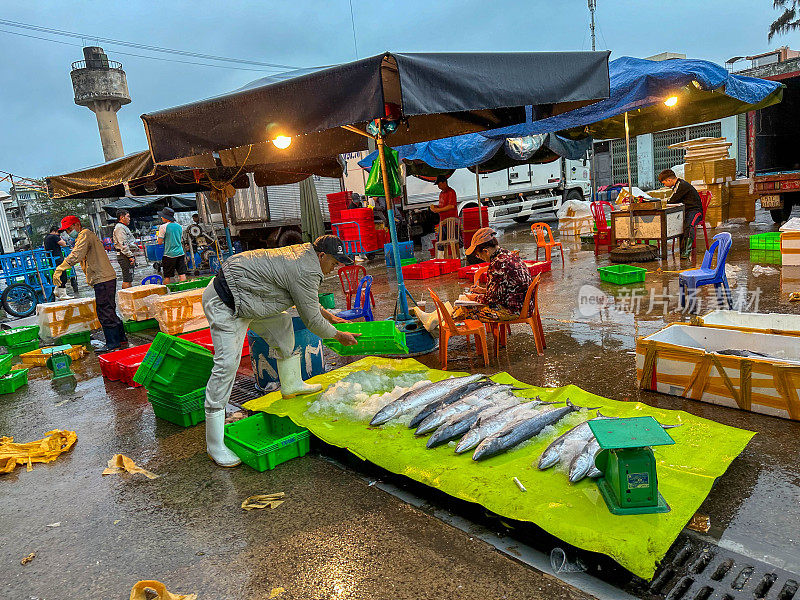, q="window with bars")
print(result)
[652,122,723,175]
[611,137,637,184]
